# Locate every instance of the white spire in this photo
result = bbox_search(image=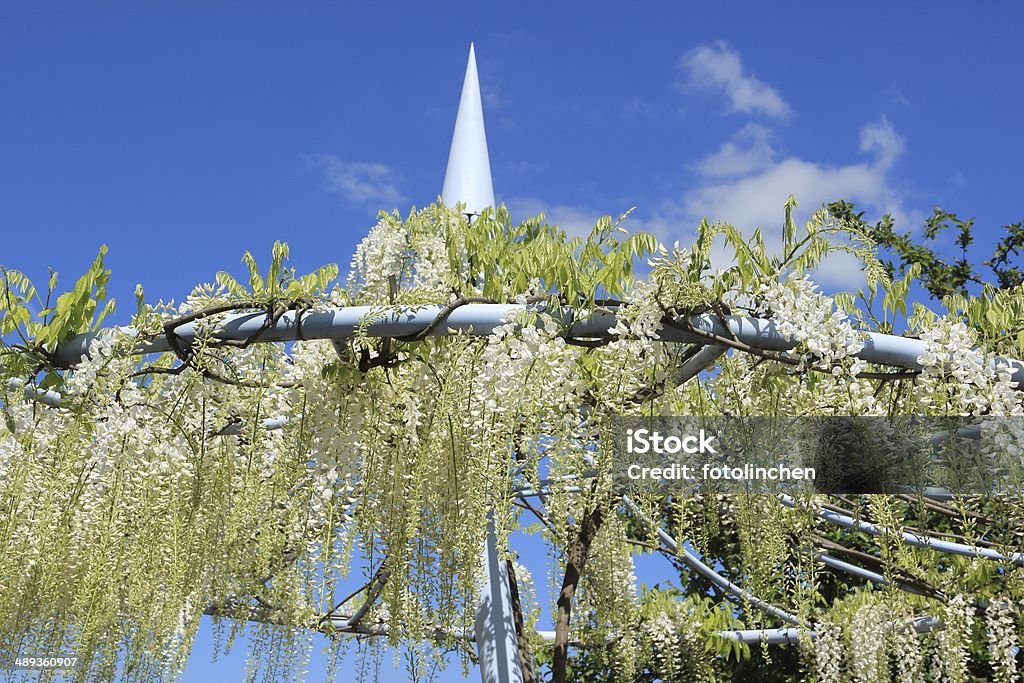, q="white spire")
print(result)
[441,43,495,216]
